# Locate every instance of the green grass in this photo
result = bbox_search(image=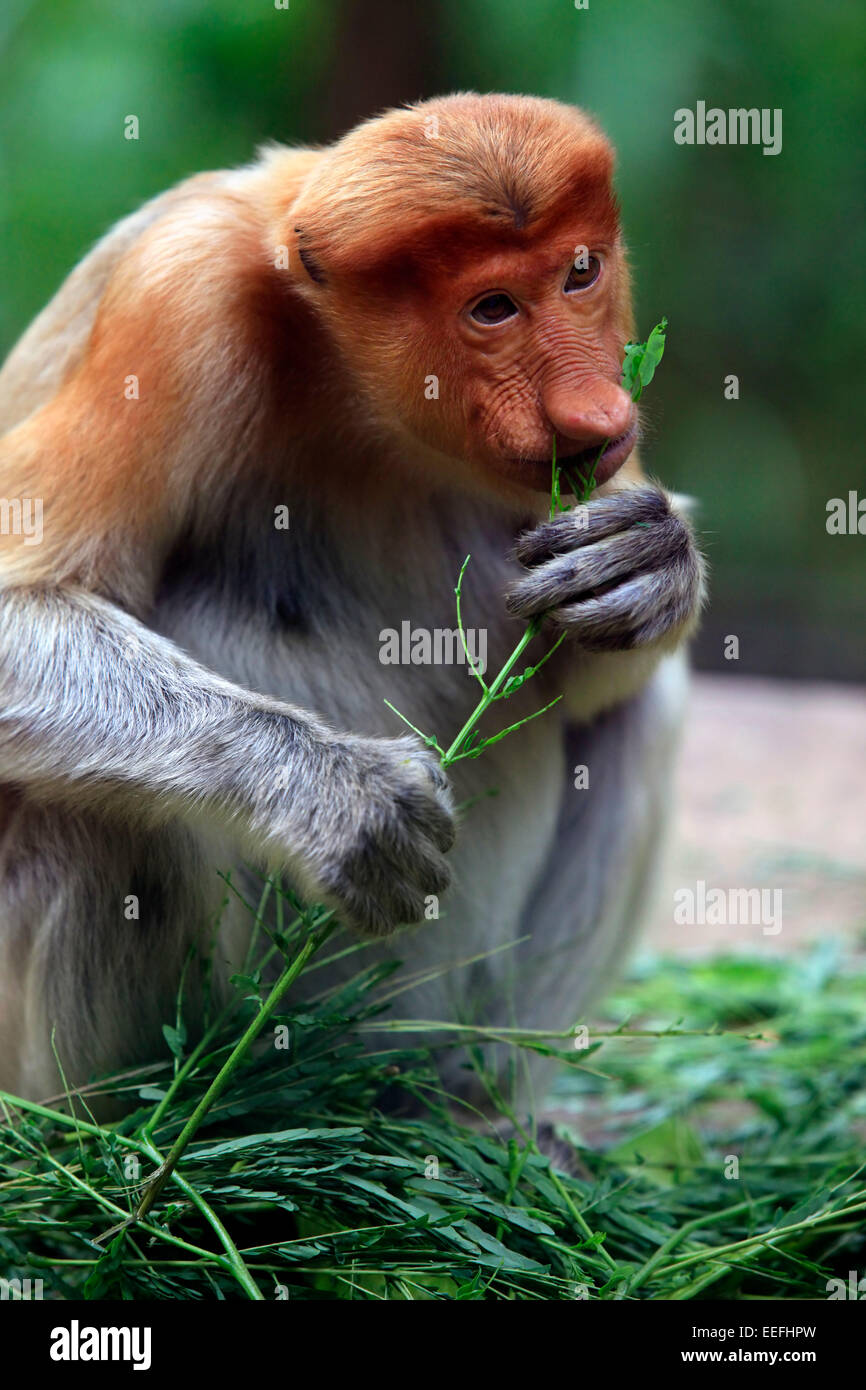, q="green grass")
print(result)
[1,898,864,1302]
